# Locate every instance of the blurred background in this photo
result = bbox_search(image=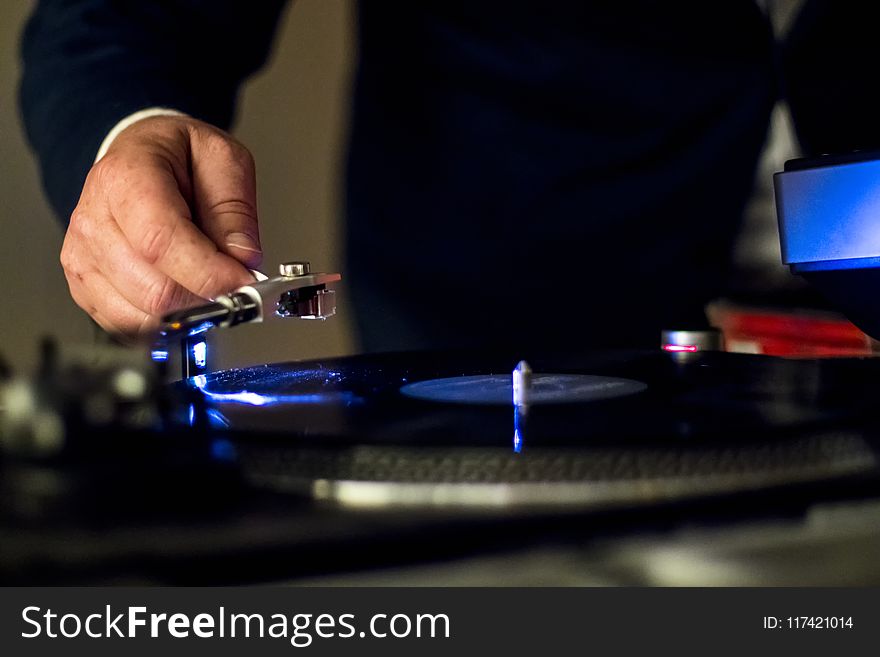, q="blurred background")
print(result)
[1,1,809,373]
[0,0,356,372]
[5,2,880,590]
